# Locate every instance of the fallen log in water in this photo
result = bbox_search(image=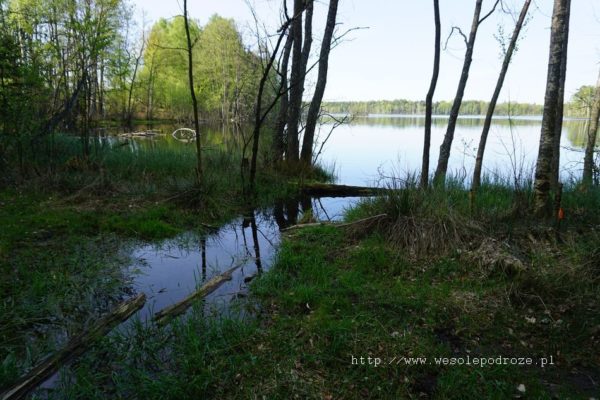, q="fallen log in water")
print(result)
[299,183,386,197]
[1,294,146,400]
[153,263,244,326]
[118,130,163,138]
[281,213,388,233]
